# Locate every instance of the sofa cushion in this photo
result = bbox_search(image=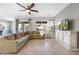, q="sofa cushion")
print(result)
[23,32,29,36]
[3,34,15,40]
[15,33,21,39]
[17,35,30,43]
[20,32,24,36]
